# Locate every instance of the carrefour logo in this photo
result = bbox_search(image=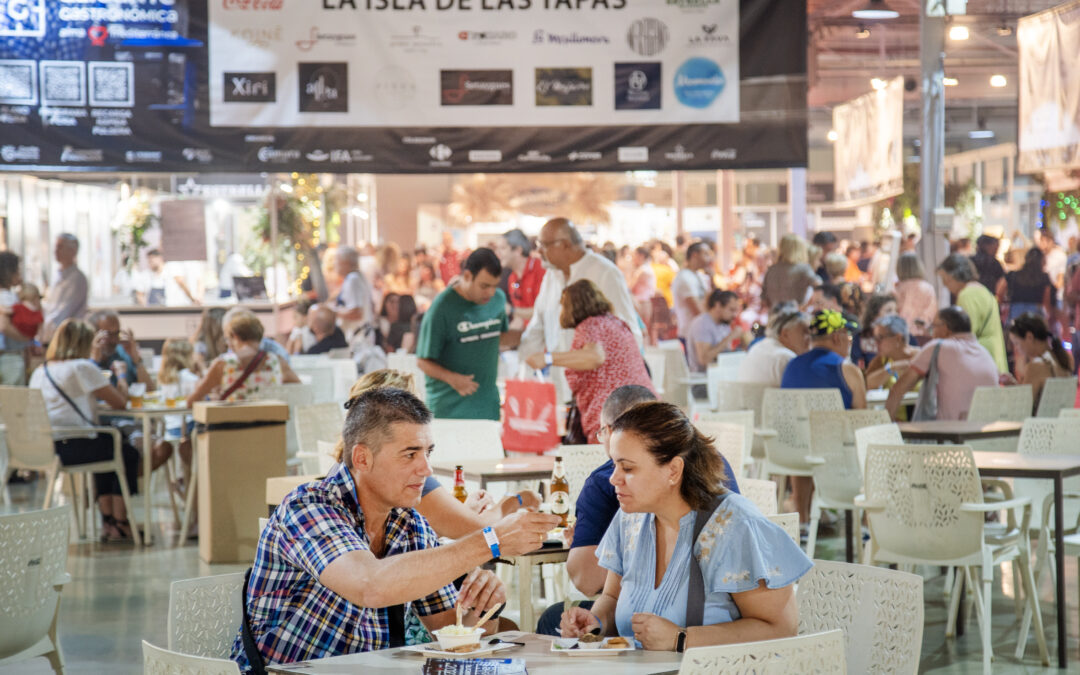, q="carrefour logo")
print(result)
[673,57,725,109]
